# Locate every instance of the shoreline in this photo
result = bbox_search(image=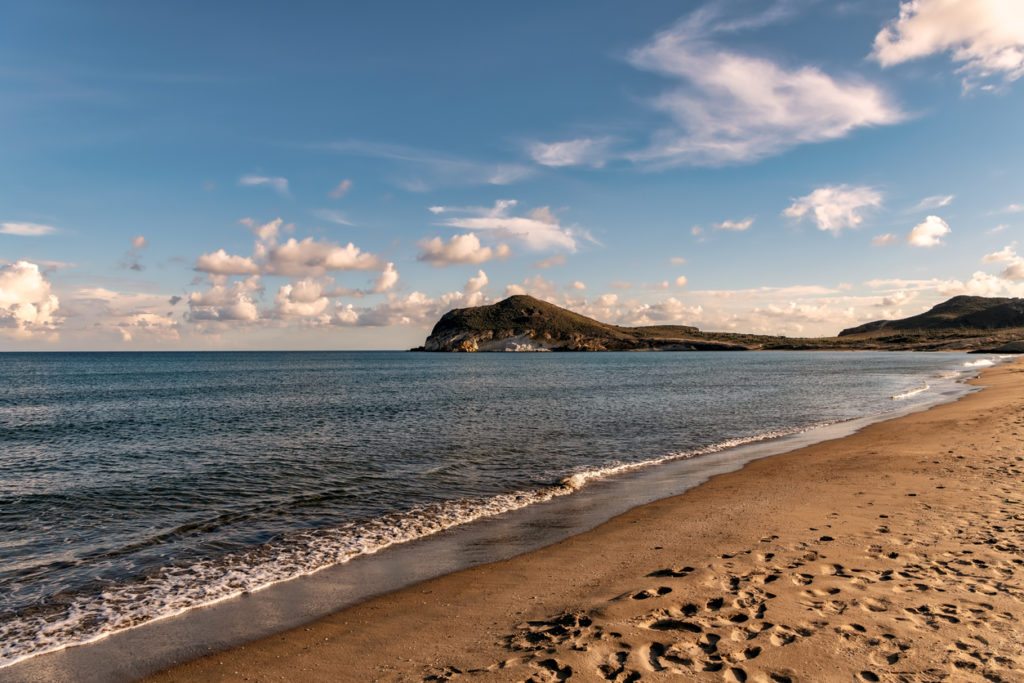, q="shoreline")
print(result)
[132,358,1024,682]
